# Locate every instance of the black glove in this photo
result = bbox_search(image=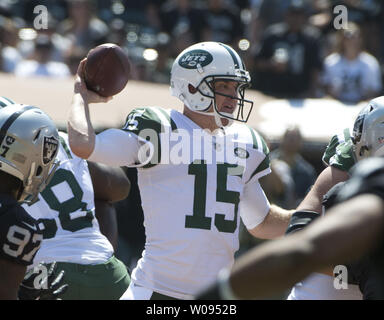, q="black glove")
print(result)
[285,210,320,235]
[18,262,68,300]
